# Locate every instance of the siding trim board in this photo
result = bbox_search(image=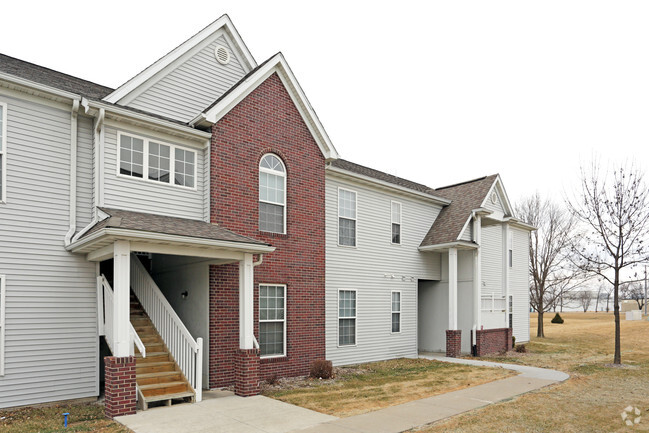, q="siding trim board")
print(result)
[0,101,6,203]
[0,275,5,376]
